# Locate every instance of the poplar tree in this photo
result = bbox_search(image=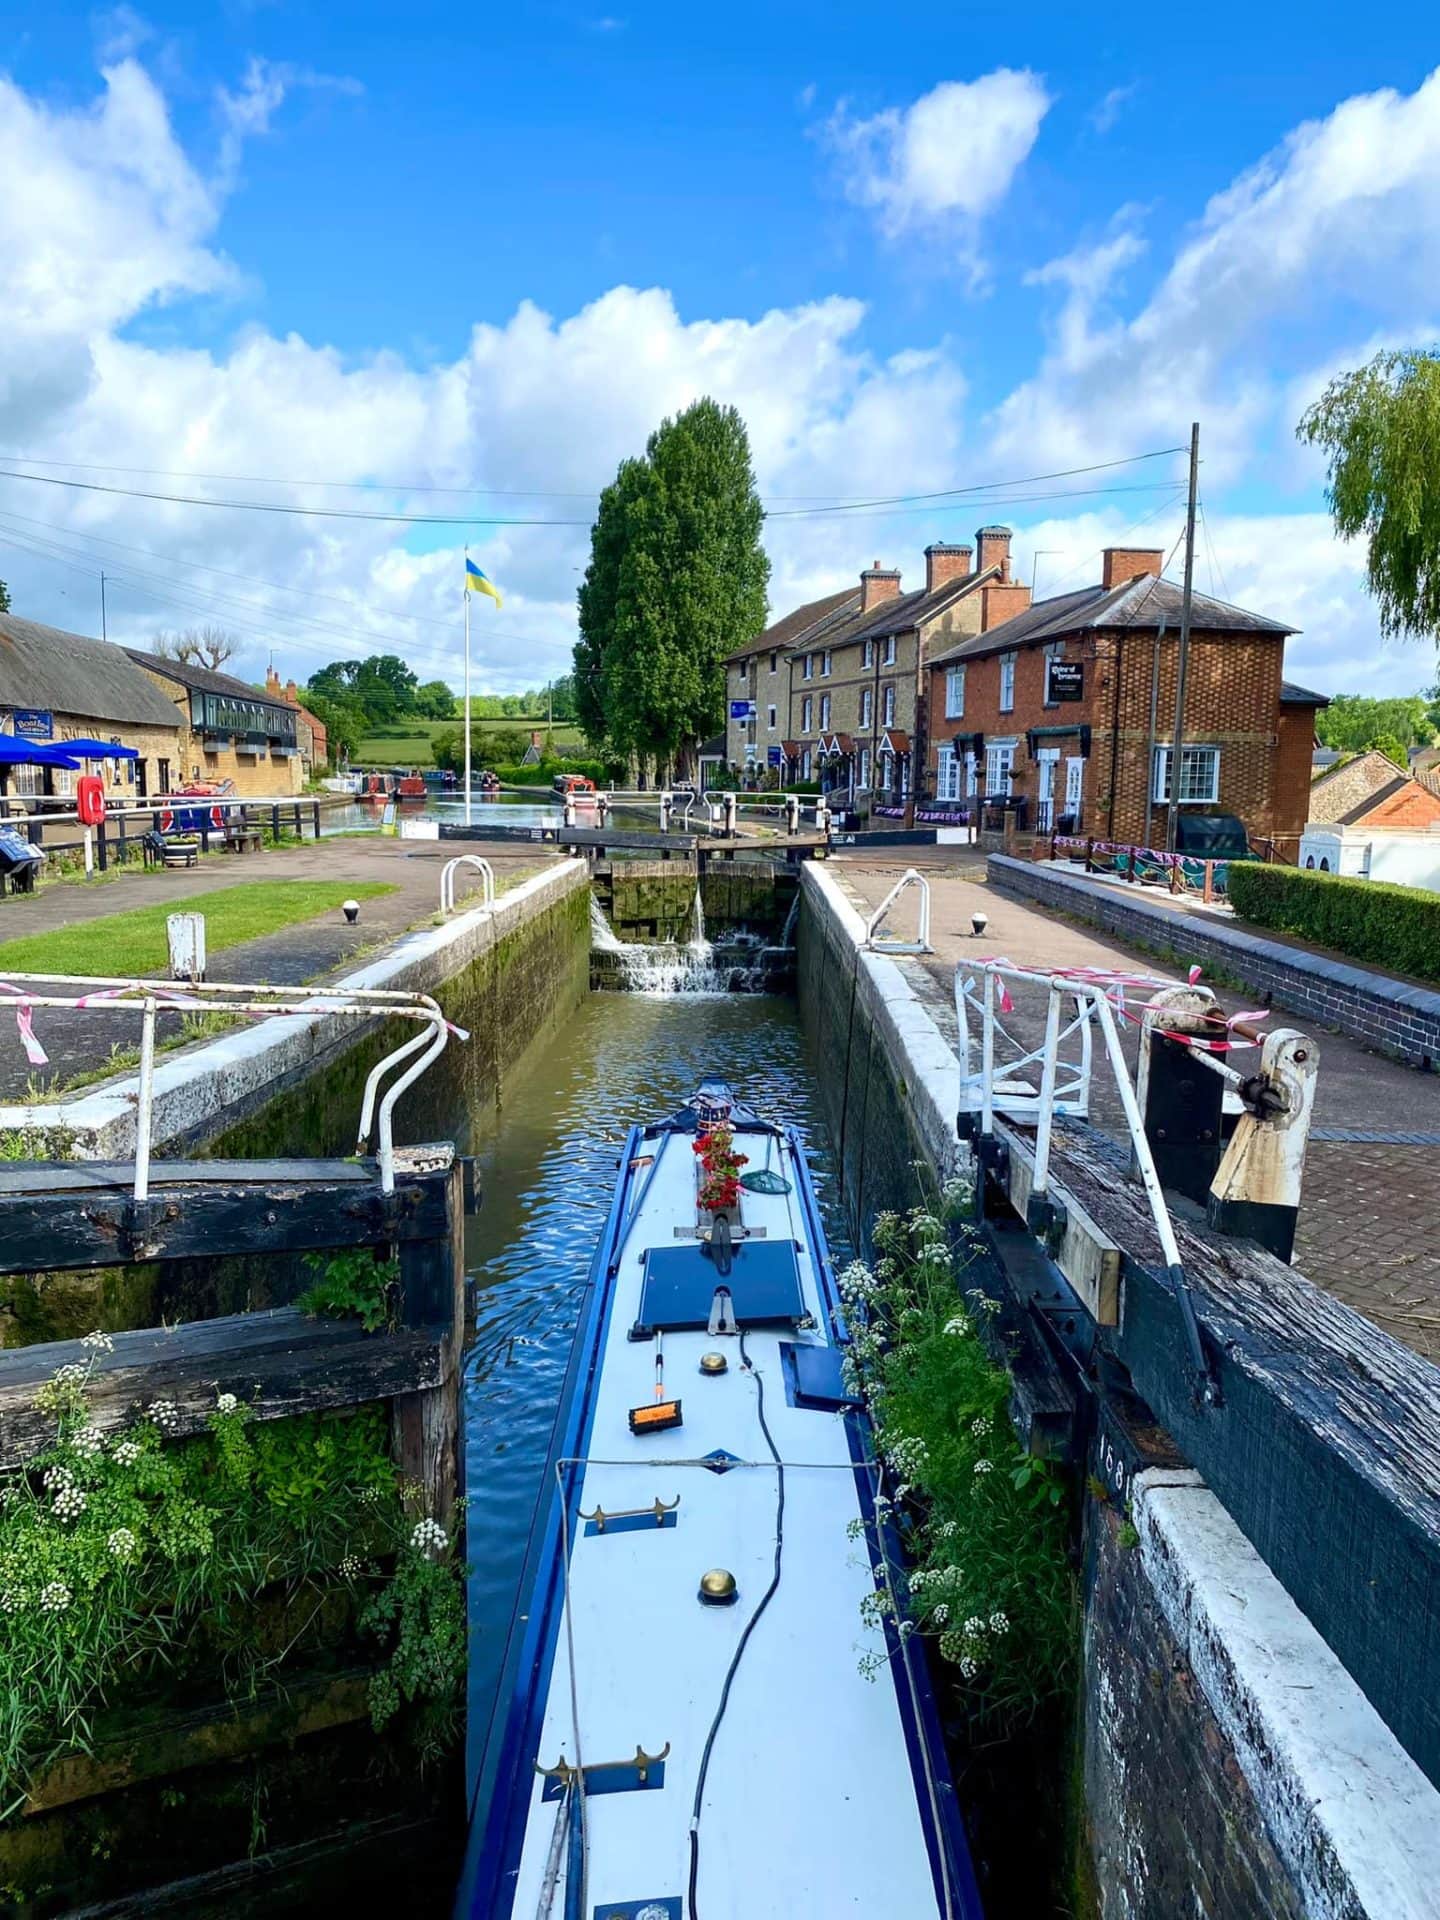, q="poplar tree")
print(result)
[1298,349,1440,640]
[575,399,769,781]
